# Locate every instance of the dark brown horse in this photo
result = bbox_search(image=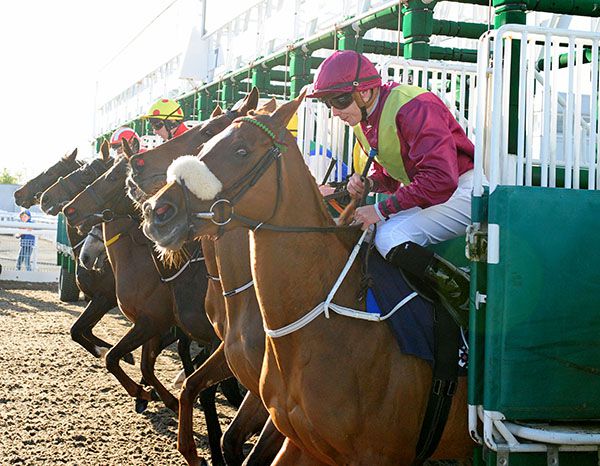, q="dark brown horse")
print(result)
[64,152,241,466]
[142,94,472,465]
[13,144,130,364]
